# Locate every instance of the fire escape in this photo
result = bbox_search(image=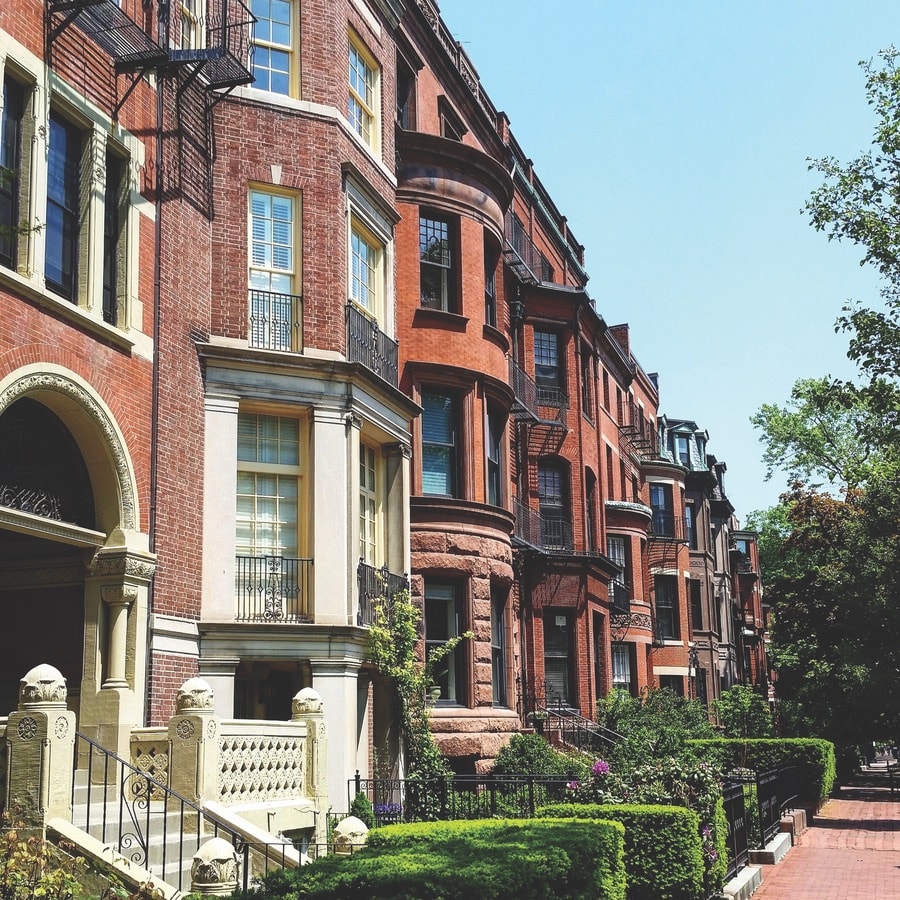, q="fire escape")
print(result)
[47,0,254,210]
